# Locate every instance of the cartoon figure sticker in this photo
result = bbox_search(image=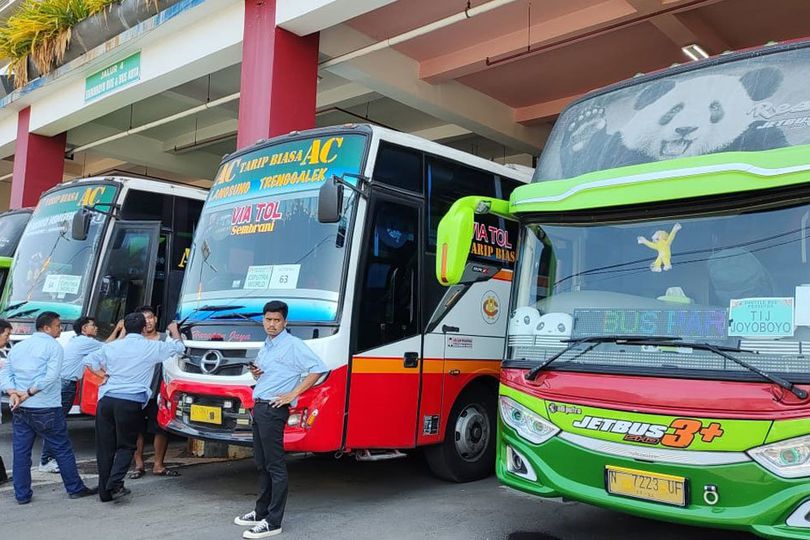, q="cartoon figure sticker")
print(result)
[482,290,500,324]
[637,223,681,272]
